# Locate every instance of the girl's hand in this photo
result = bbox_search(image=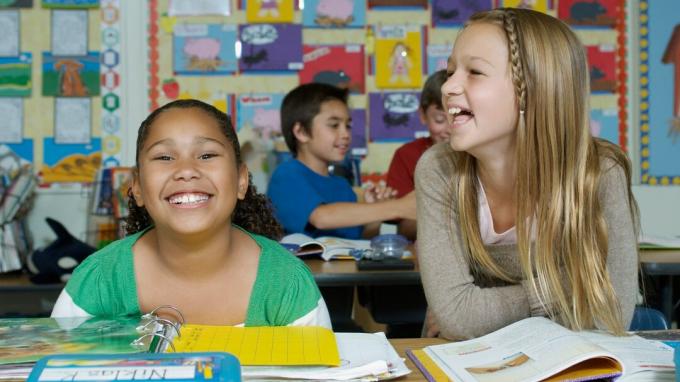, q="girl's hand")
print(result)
[363,181,398,203]
[424,309,441,338]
